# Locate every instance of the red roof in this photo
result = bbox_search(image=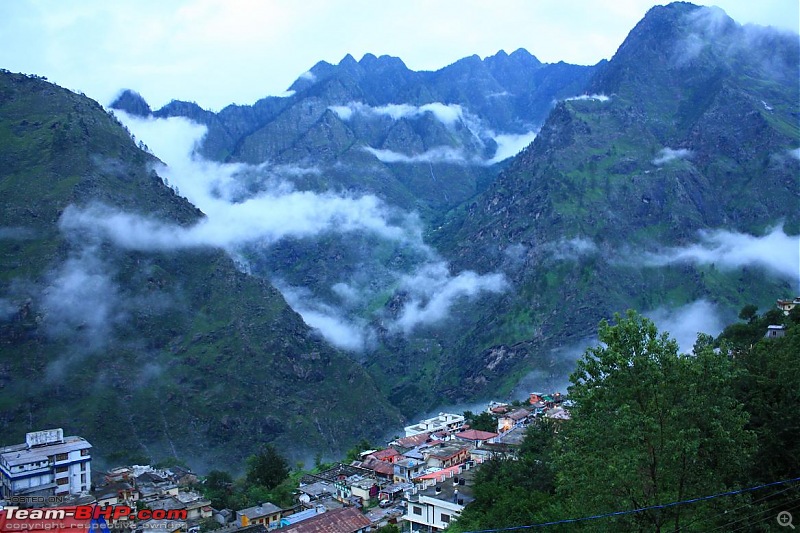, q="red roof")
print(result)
[369,448,400,462]
[415,464,462,481]
[455,429,498,441]
[354,457,394,477]
[393,432,431,448]
[281,508,370,533]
